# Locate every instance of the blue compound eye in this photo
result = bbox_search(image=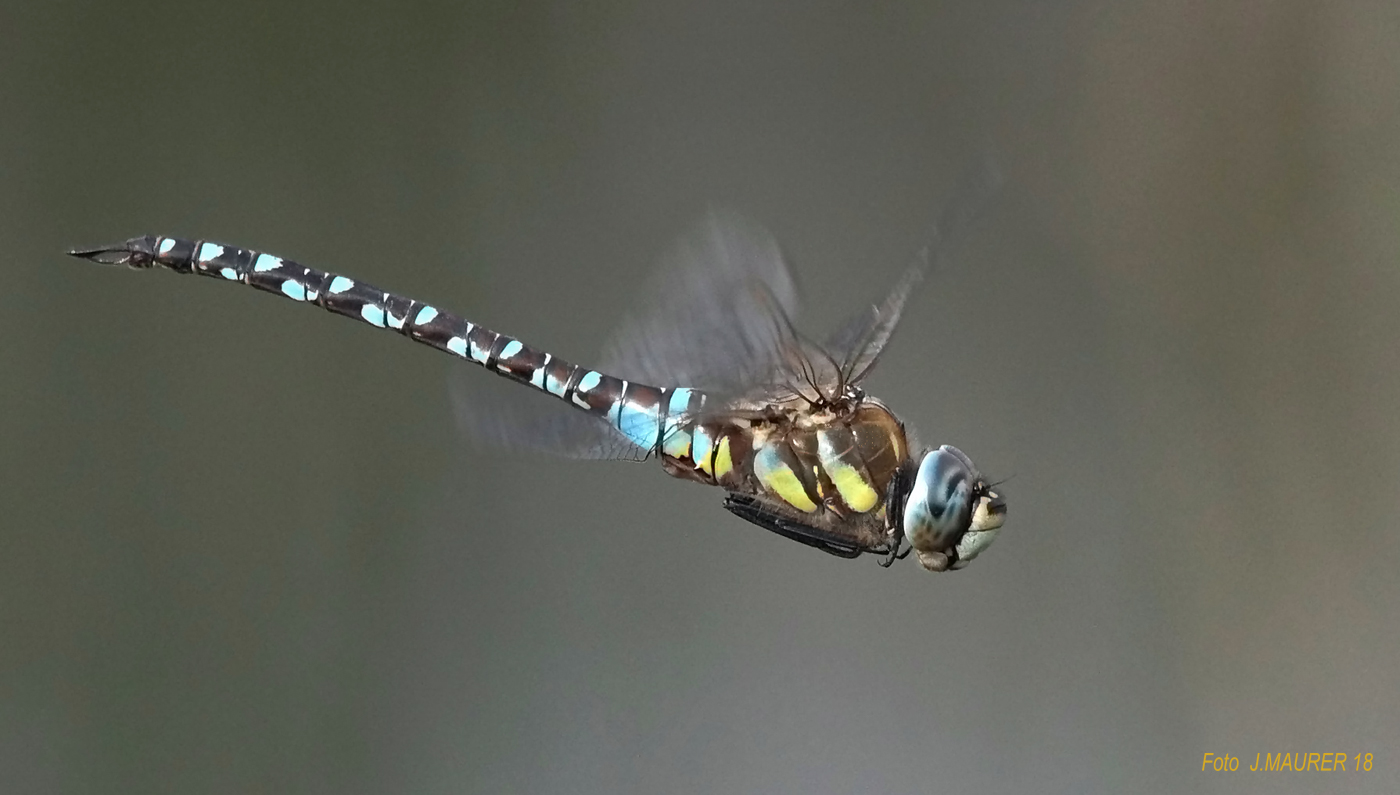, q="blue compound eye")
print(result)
[903,447,974,550]
[902,445,1006,572]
